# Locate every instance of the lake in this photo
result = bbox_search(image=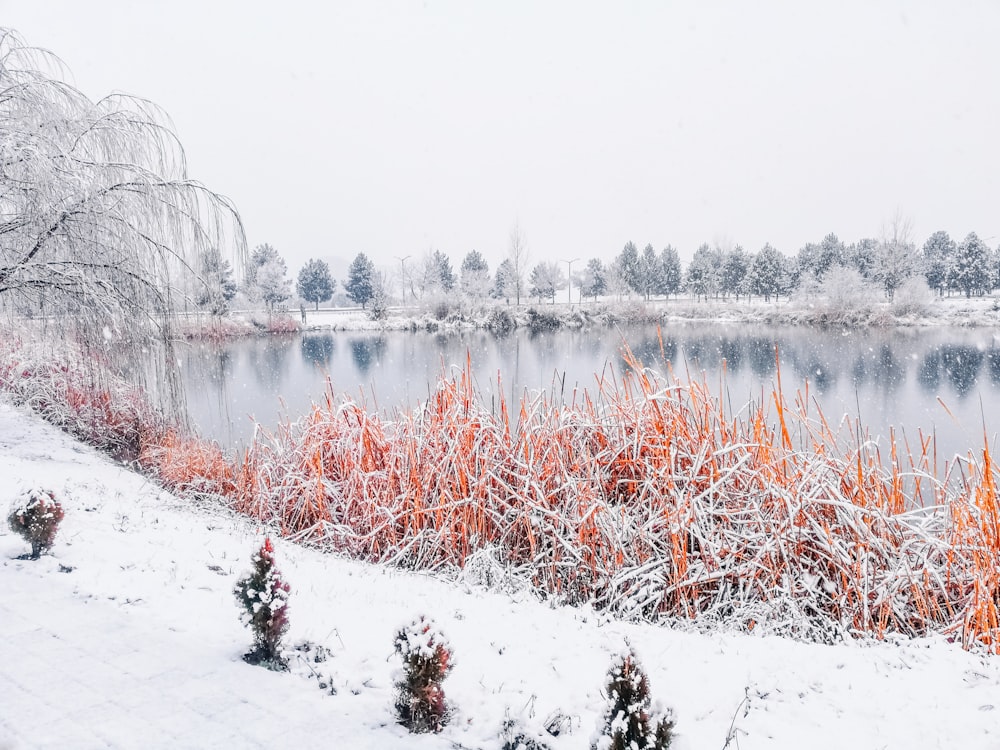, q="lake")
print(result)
[175,322,1000,463]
